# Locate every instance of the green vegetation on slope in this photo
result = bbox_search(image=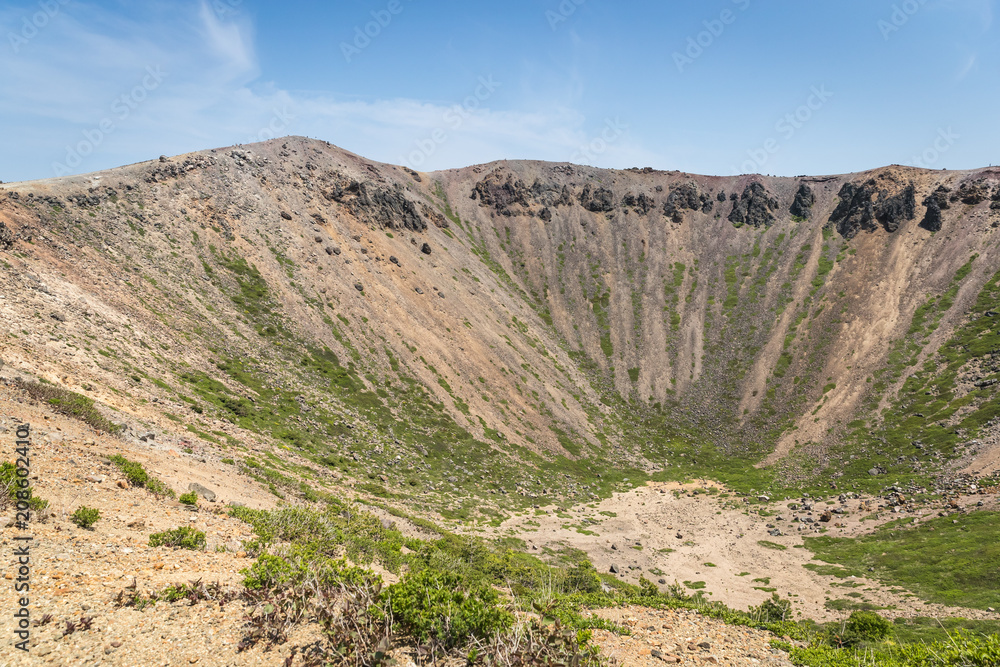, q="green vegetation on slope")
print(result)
[804,511,1000,610]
